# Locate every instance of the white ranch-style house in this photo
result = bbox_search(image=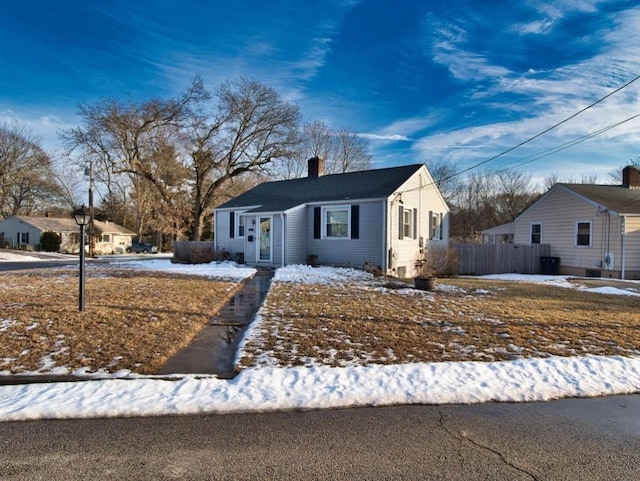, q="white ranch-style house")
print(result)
[214,158,449,278]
